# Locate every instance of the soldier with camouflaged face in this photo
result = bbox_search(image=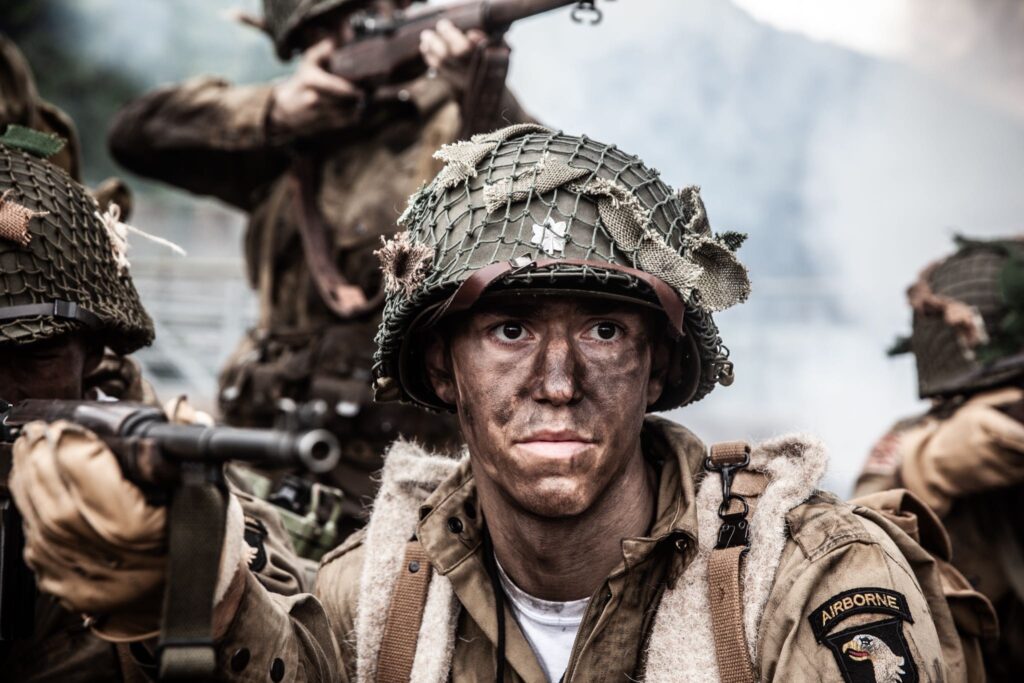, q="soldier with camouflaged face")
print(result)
[0,131,313,682]
[10,125,978,682]
[0,34,154,402]
[107,0,535,535]
[855,236,1024,681]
